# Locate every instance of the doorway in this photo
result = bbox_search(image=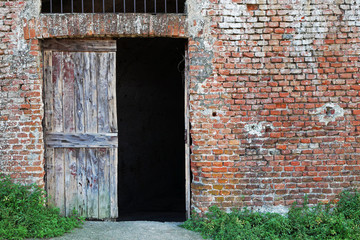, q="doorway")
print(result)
[116,38,187,221]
